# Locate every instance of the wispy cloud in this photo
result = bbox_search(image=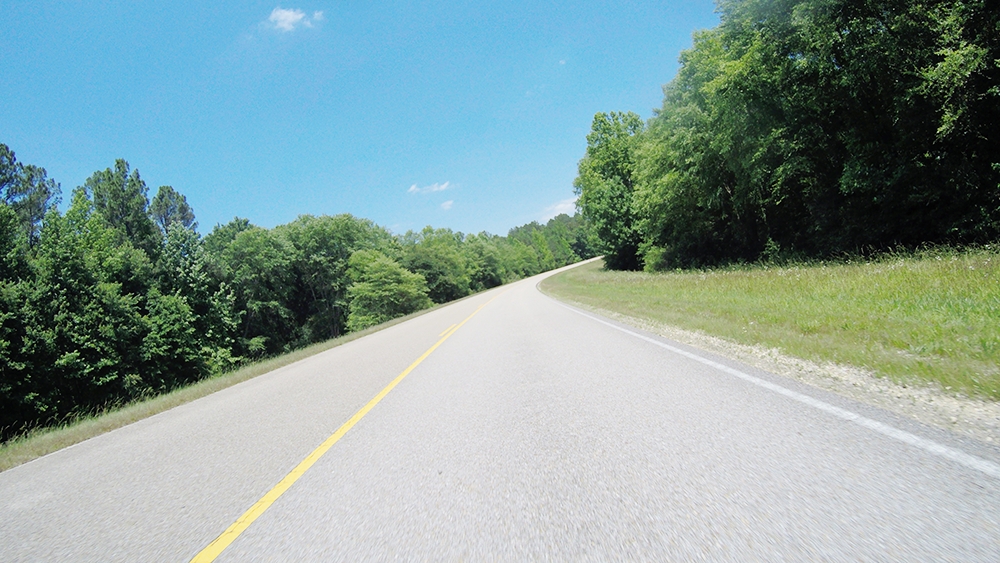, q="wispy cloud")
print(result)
[441,200,454,210]
[407,181,451,194]
[541,196,578,221]
[267,7,323,32]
